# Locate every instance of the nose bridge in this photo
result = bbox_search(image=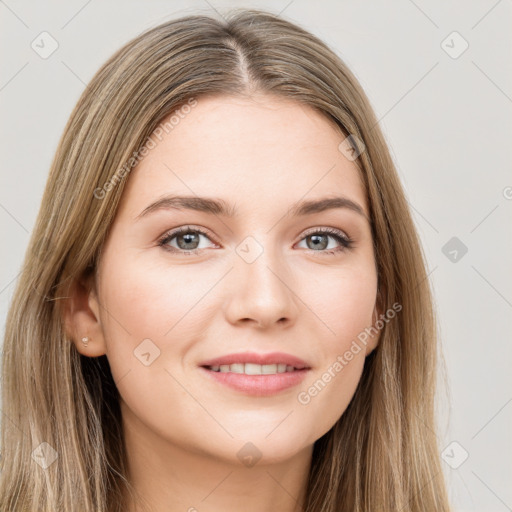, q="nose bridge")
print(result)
[224,233,298,327]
